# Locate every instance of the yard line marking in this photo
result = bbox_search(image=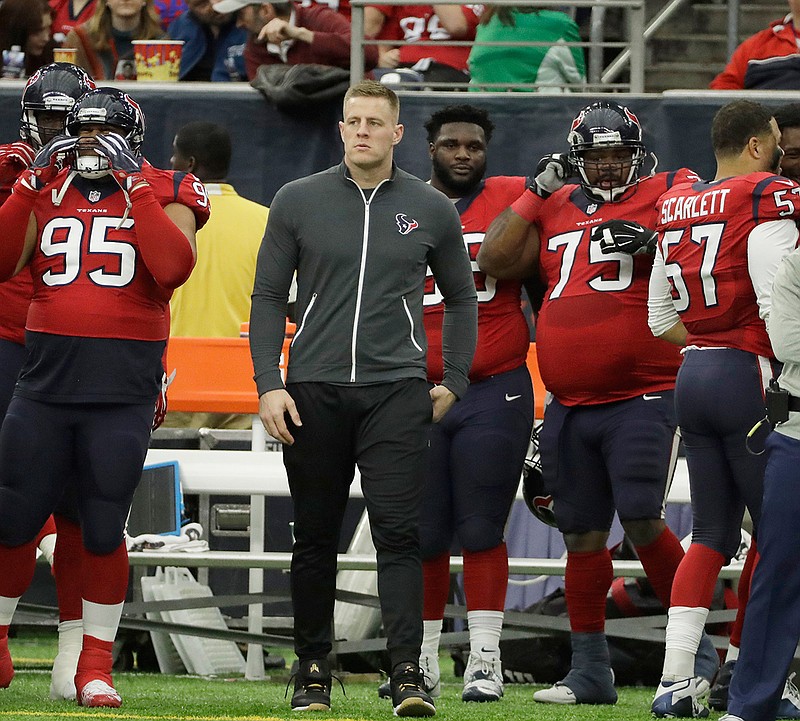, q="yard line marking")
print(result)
[2,713,365,721]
